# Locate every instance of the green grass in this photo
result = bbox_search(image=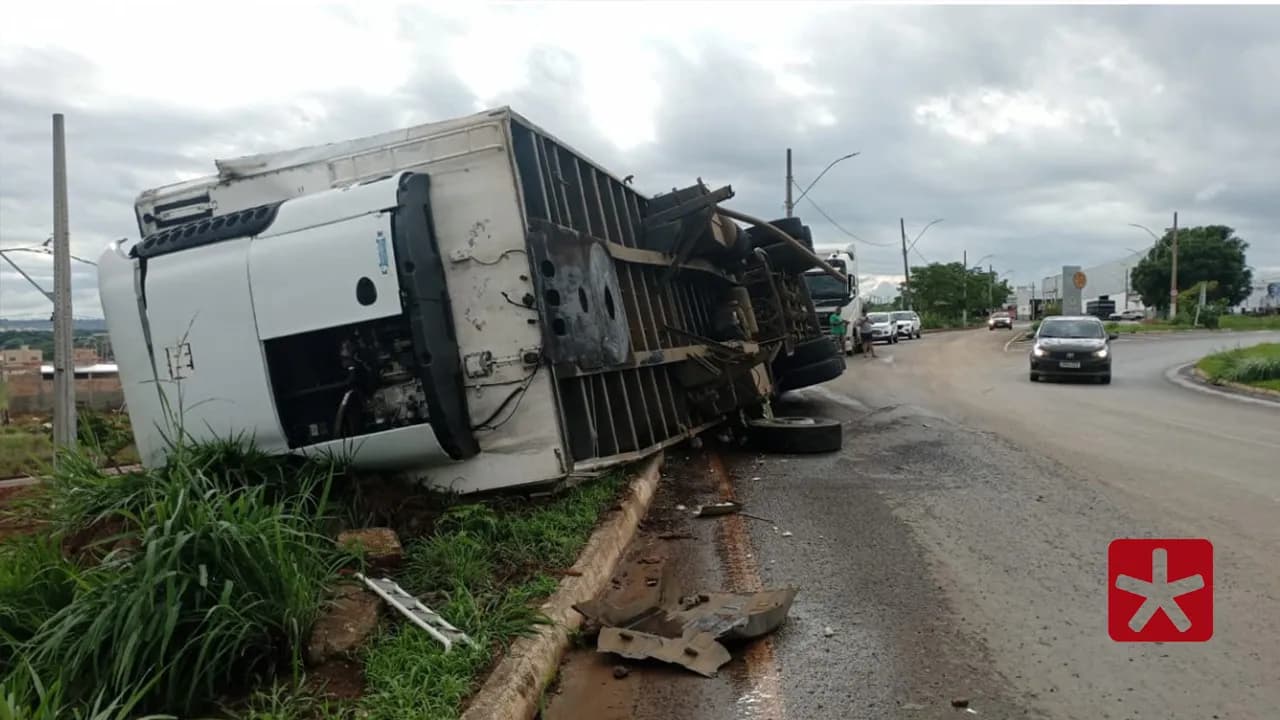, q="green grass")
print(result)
[1197,343,1280,391]
[0,439,350,718]
[0,431,51,479]
[1219,314,1280,331]
[358,474,624,720]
